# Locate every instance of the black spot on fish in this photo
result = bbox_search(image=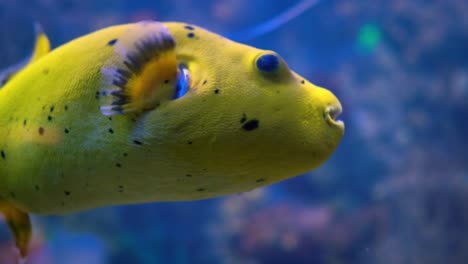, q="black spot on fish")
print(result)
[1,150,5,160]
[47,115,53,121]
[123,153,128,157]
[116,163,122,168]
[301,80,305,84]
[64,191,71,196]
[50,106,55,113]
[197,188,205,192]
[35,185,40,191]
[64,105,68,111]
[256,178,265,183]
[187,32,195,38]
[108,39,118,46]
[214,89,220,94]
[164,79,170,84]
[23,119,27,126]
[38,127,44,135]
[108,128,114,134]
[202,80,207,85]
[242,119,259,131]
[188,141,193,145]
[185,25,195,30]
[64,128,70,134]
[186,174,192,177]
[133,140,143,145]
[9,192,15,198]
